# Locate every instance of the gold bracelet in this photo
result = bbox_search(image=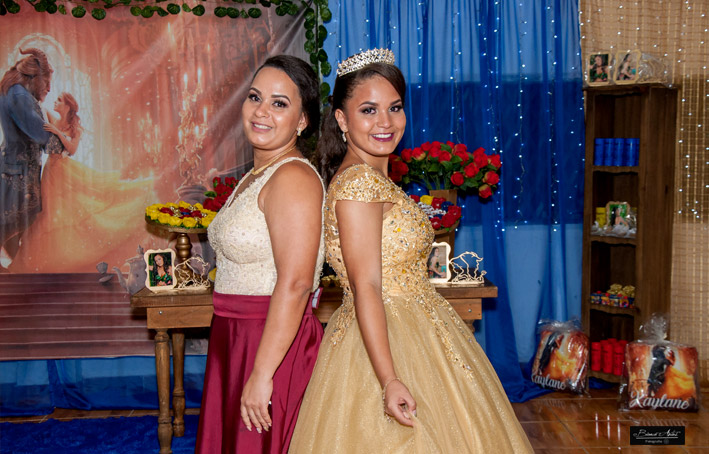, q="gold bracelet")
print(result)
[382,377,401,422]
[381,377,400,400]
